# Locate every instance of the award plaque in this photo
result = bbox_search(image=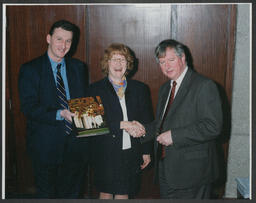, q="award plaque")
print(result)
[68,96,110,137]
